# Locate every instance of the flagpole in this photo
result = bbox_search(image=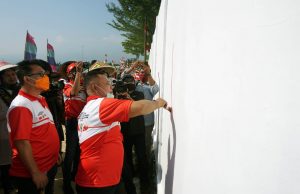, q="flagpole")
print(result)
[24,30,28,60]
